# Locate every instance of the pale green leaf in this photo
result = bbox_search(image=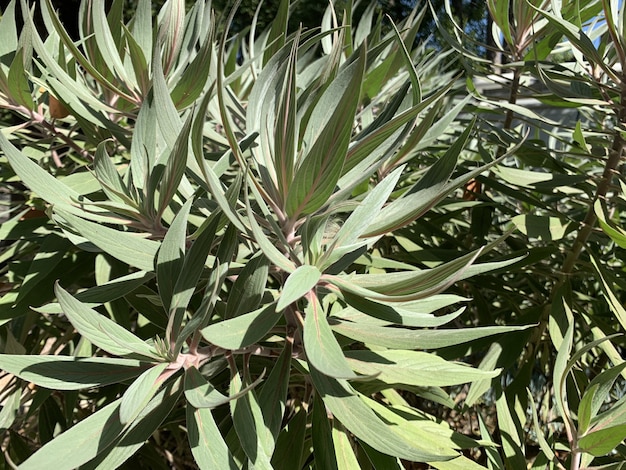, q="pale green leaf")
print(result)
[0,355,148,390]
[310,367,458,462]
[54,210,159,271]
[201,304,280,350]
[157,199,192,311]
[304,293,359,379]
[184,366,229,409]
[277,265,321,311]
[55,283,160,360]
[579,425,626,456]
[187,404,238,470]
[19,399,124,470]
[119,363,168,425]
[0,389,20,431]
[512,214,569,241]
[330,321,533,349]
[344,350,500,387]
